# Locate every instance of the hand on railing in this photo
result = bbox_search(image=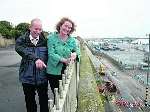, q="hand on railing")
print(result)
[70,52,77,63]
[71,52,77,60]
[60,58,70,65]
